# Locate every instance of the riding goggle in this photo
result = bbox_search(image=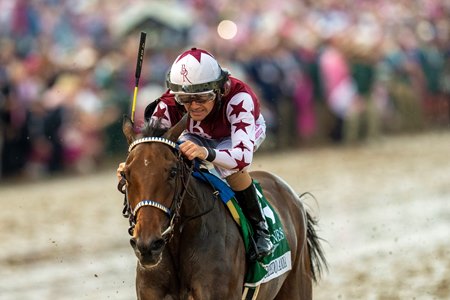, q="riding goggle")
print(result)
[174,91,216,105]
